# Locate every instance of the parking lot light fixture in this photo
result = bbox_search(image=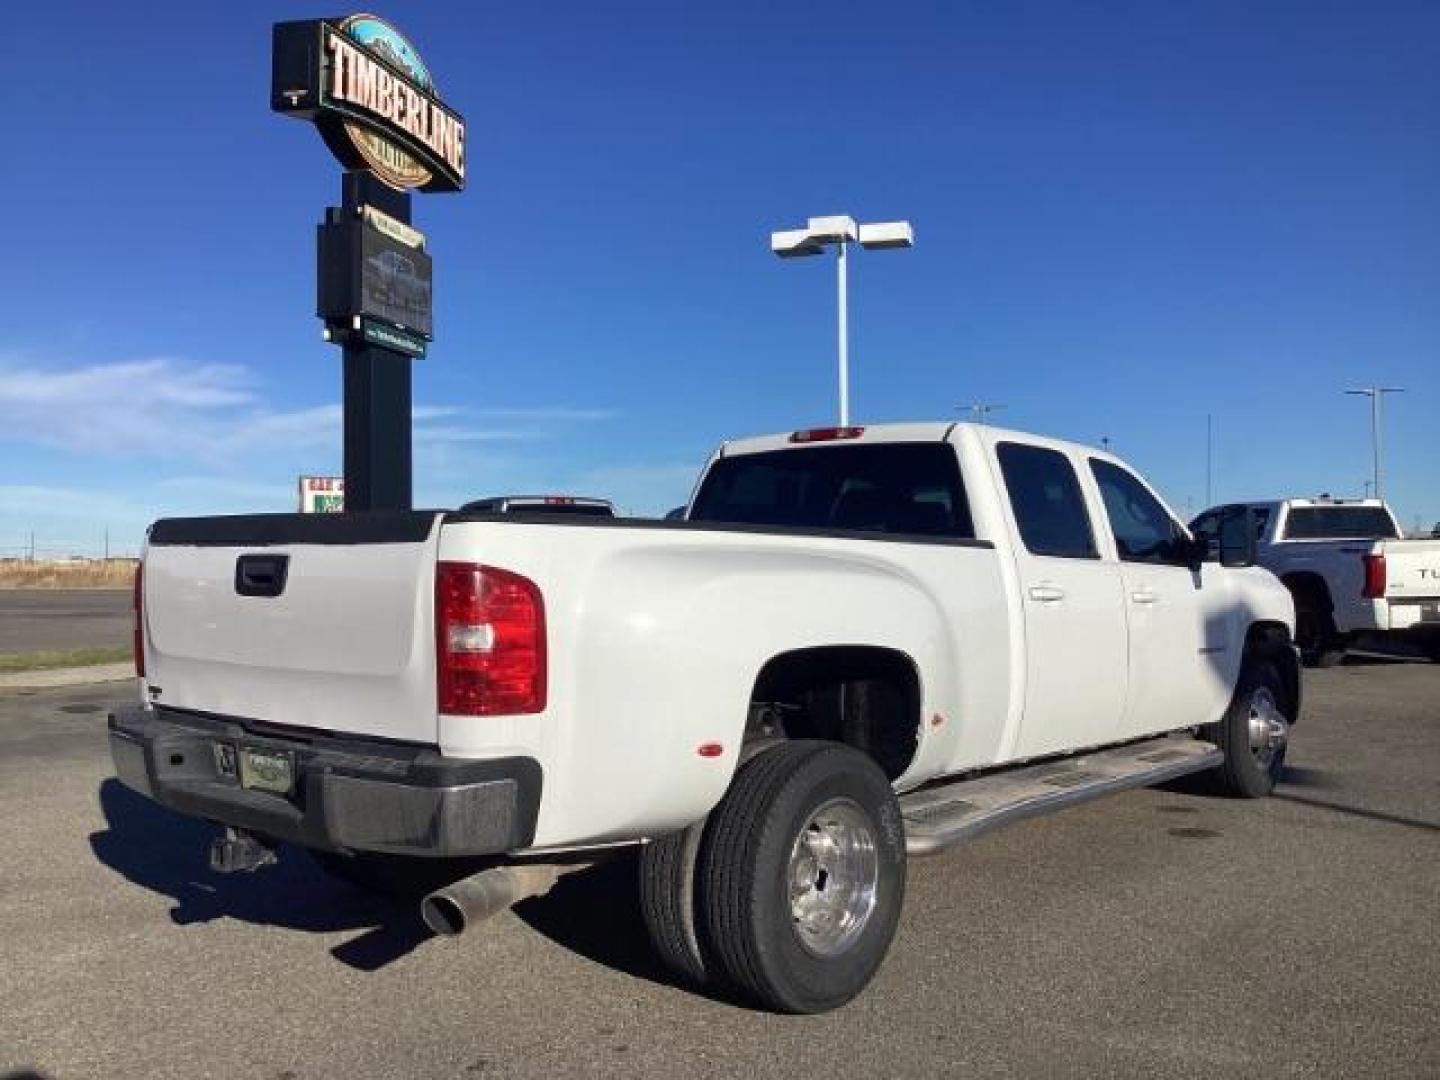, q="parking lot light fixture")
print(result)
[770,215,914,426]
[1344,387,1405,500]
